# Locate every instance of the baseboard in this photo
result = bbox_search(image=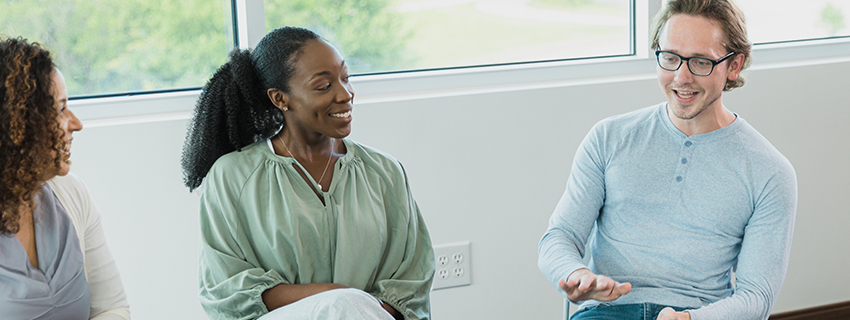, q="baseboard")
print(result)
[769,301,850,320]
